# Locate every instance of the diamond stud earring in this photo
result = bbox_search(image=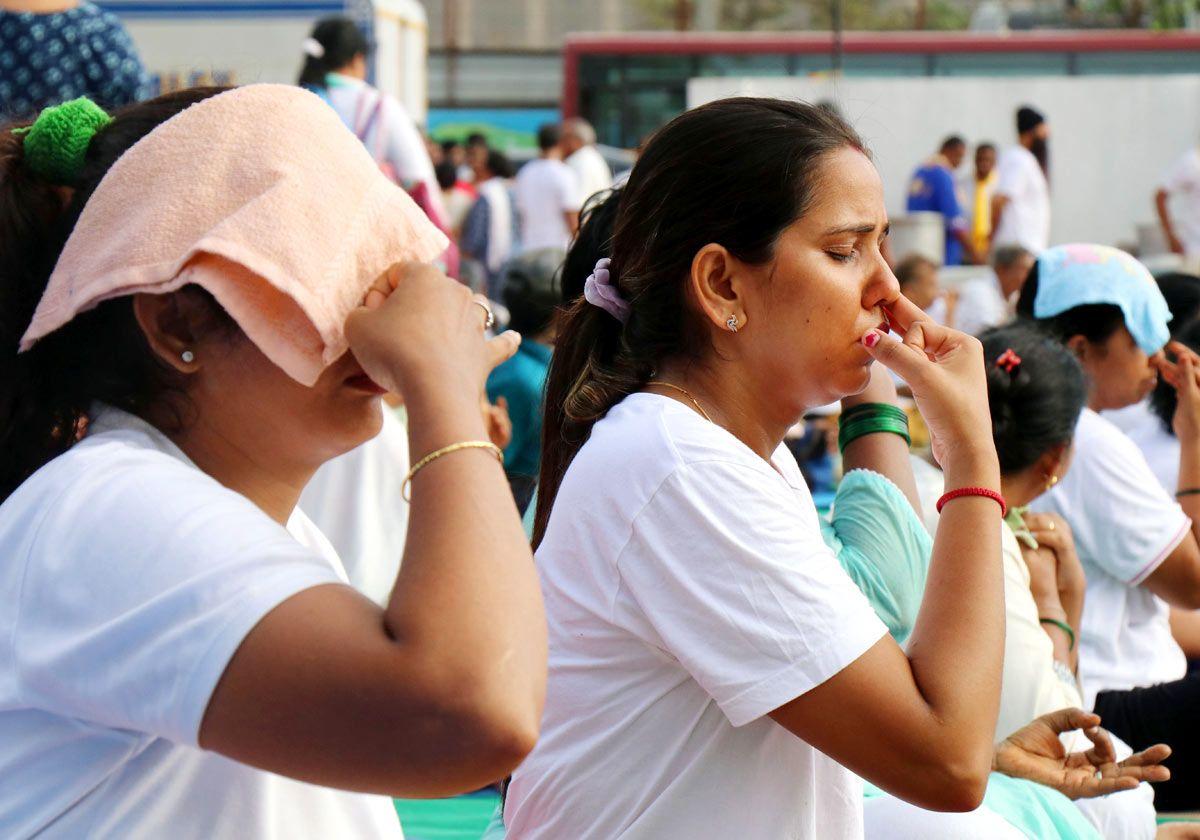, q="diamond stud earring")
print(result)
[181,350,195,364]
[726,315,739,333]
